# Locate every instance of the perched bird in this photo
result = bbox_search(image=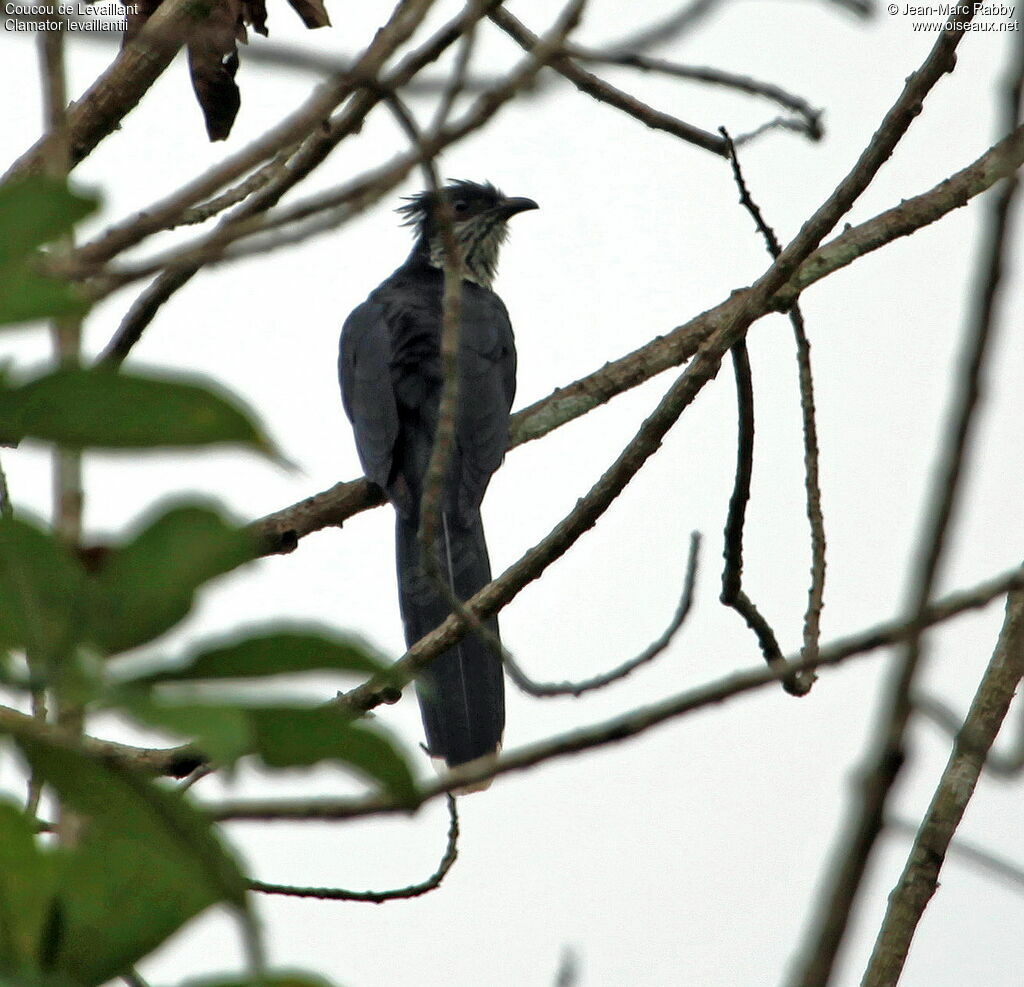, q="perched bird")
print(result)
[338,180,538,771]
